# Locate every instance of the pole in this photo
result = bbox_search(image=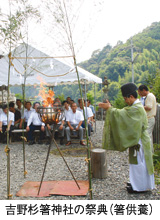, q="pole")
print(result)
[22,41,28,178]
[101,83,103,121]
[5,0,12,199]
[62,0,92,199]
[131,37,134,83]
[37,129,54,195]
[85,80,87,119]
[38,126,80,195]
[21,84,27,178]
[6,54,11,199]
[52,137,80,190]
[94,83,96,132]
